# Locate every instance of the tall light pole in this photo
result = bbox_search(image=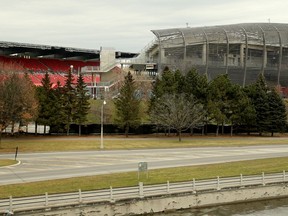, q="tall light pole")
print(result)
[100,100,106,149]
